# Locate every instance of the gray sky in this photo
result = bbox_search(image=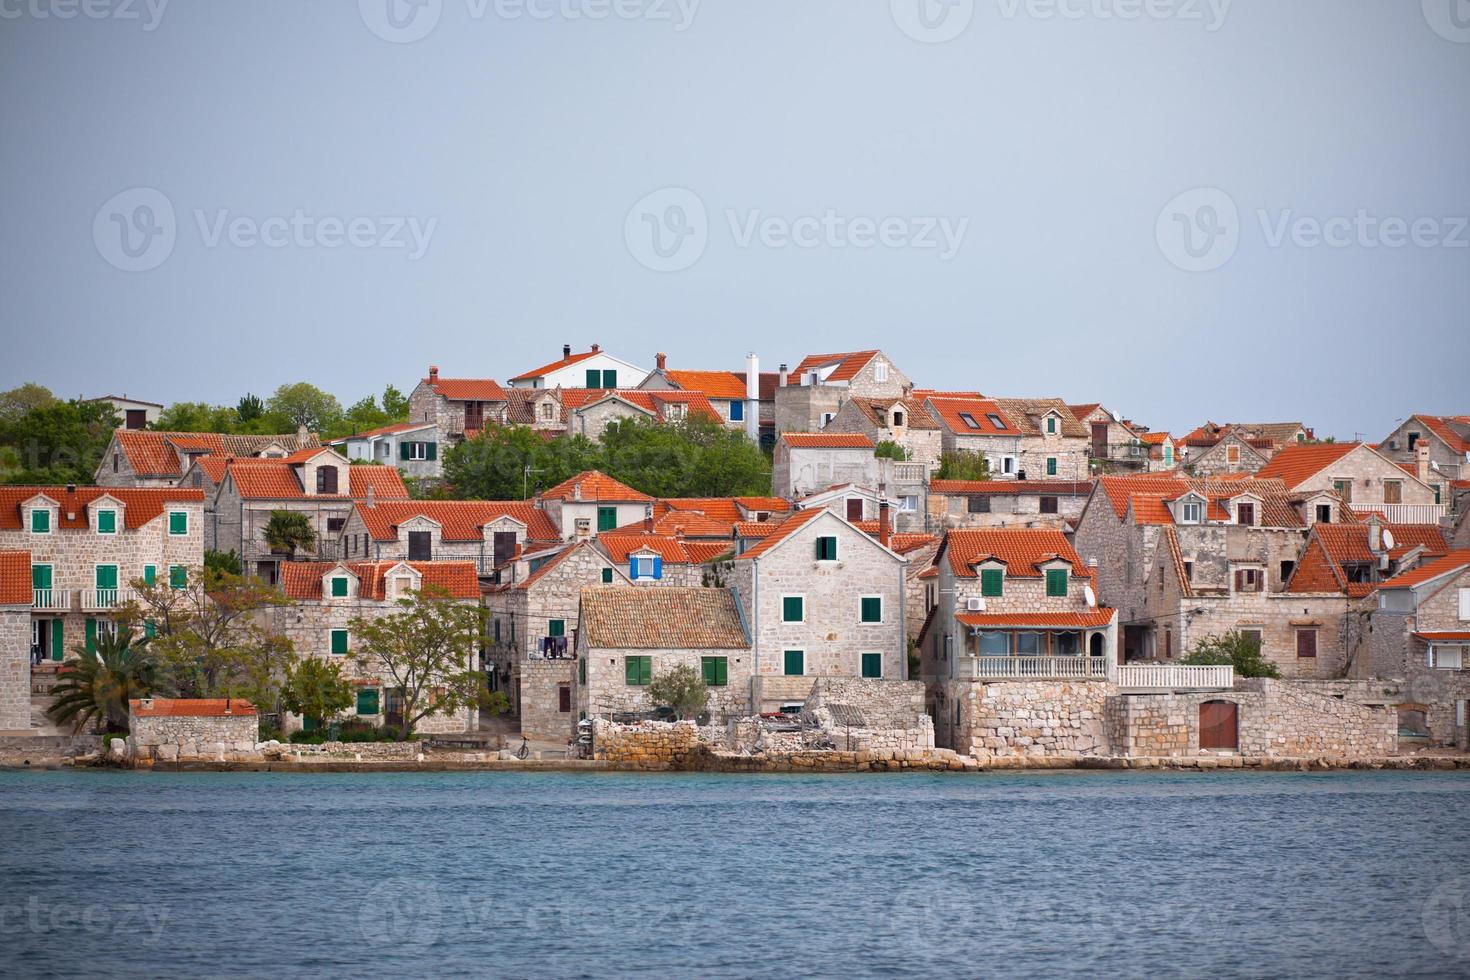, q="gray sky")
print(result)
[1,0,1466,440]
